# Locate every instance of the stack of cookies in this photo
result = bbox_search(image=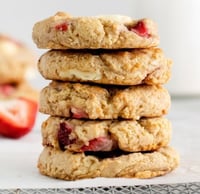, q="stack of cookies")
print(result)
[32,12,179,180]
